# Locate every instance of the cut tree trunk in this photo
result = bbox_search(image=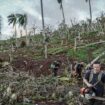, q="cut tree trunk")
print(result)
[86,51,105,69]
